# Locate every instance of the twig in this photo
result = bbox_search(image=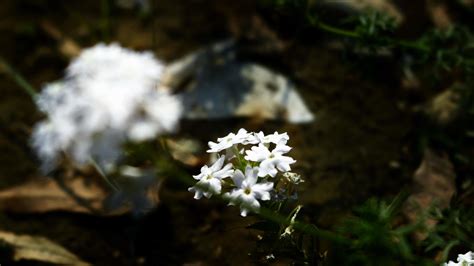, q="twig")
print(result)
[51,174,103,215]
[306,14,474,67]
[0,56,37,99]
